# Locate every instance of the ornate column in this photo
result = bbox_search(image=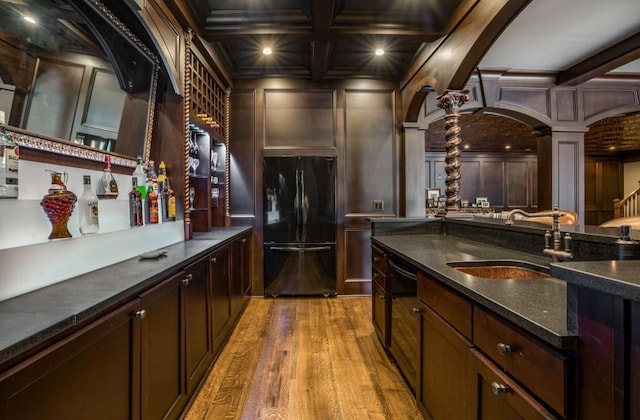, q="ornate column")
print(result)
[436,89,469,210]
[183,29,193,240]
